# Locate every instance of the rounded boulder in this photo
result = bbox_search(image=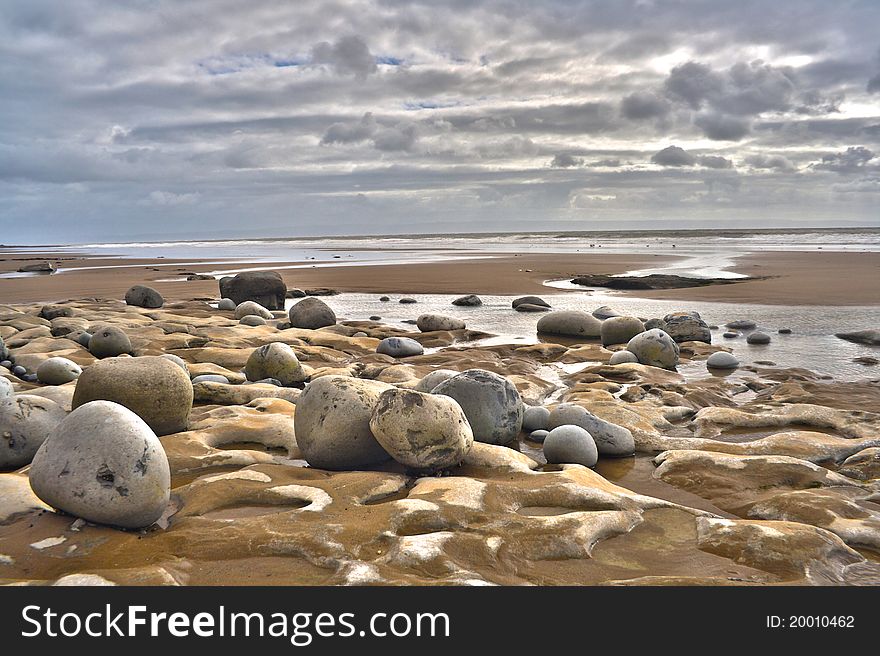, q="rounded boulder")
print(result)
[600,316,645,346]
[294,376,393,470]
[707,351,740,369]
[522,405,550,432]
[416,314,466,332]
[288,297,336,329]
[452,295,481,306]
[234,301,273,320]
[512,296,550,309]
[431,369,523,445]
[29,401,171,529]
[626,329,679,369]
[0,394,66,470]
[244,342,306,386]
[543,425,598,467]
[377,337,424,358]
[124,285,164,309]
[36,357,82,385]
[87,325,131,359]
[414,369,459,392]
[369,388,473,473]
[72,356,193,435]
[547,403,634,456]
[537,311,602,339]
[747,331,771,345]
[609,350,639,365]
